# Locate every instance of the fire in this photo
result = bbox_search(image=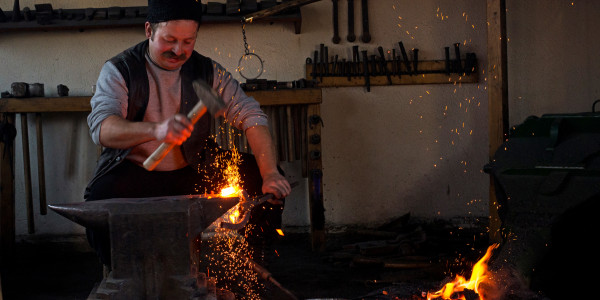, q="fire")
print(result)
[220,185,242,197]
[427,244,499,300]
